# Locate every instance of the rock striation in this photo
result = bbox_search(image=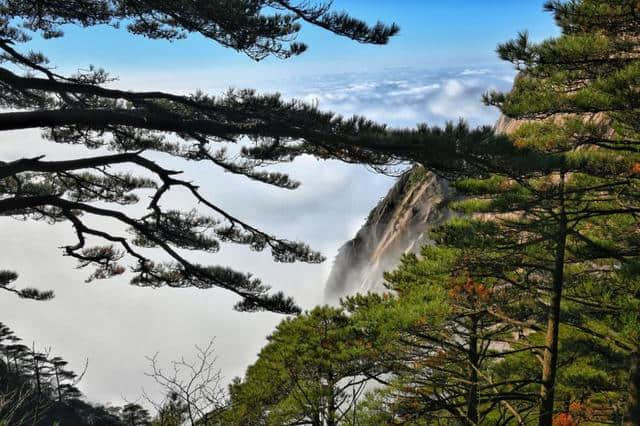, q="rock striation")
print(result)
[325,116,516,300]
[324,167,456,300]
